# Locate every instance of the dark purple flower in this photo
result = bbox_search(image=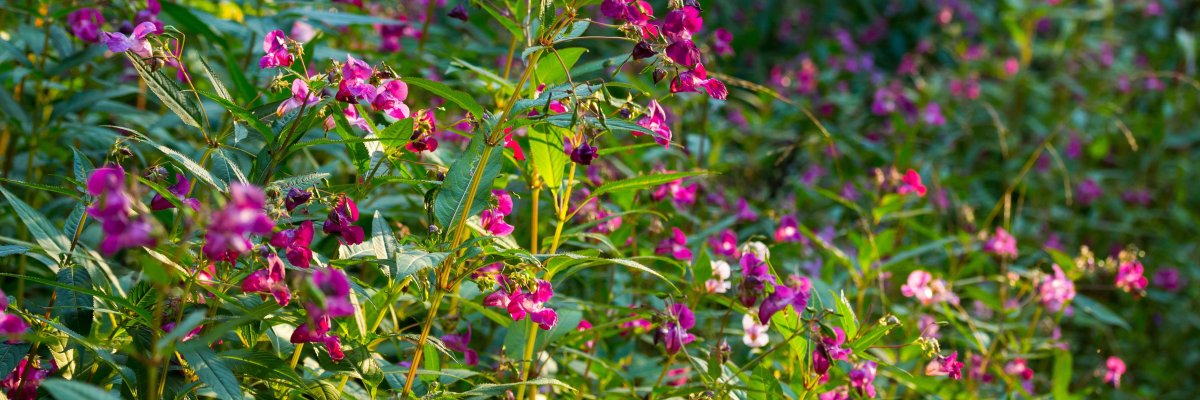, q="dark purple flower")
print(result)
[1153,267,1184,292]
[285,187,313,212]
[738,252,775,307]
[631,40,655,59]
[758,275,811,323]
[67,8,105,43]
[150,174,201,211]
[309,268,354,319]
[656,228,693,261]
[324,195,364,245]
[736,198,758,221]
[657,303,695,354]
[441,325,478,366]
[270,220,314,268]
[102,21,158,58]
[242,253,290,306]
[448,3,469,21]
[259,30,294,69]
[203,184,275,263]
[570,142,598,165]
[0,358,56,400]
